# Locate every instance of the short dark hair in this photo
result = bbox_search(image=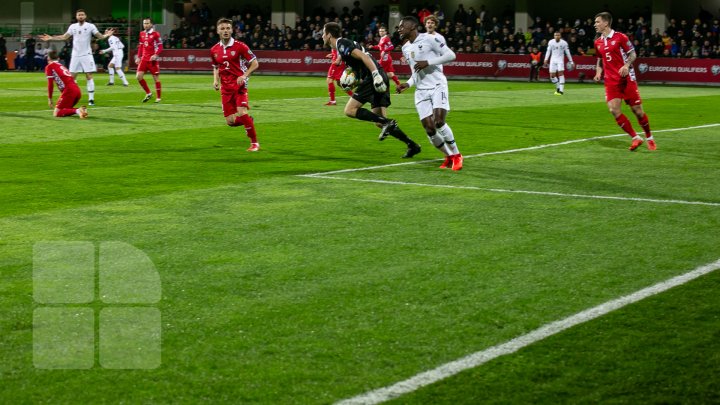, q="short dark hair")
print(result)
[324,22,341,38]
[216,17,233,27]
[143,17,153,23]
[48,50,59,60]
[76,9,86,14]
[595,12,613,26]
[400,16,419,29]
